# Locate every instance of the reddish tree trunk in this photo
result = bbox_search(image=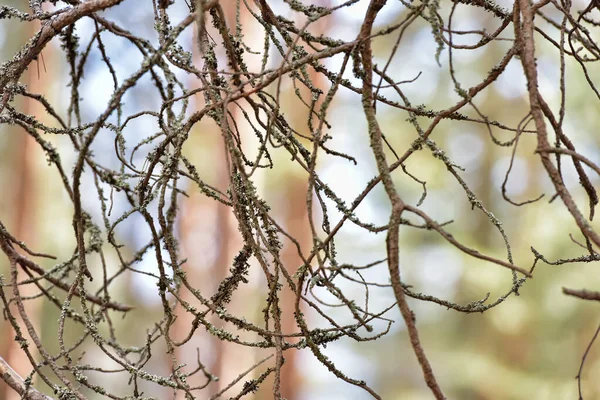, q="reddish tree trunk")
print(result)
[0,22,47,400]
